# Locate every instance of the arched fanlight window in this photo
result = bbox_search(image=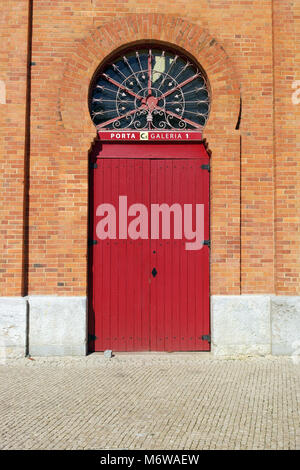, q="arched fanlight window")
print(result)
[89,45,211,131]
